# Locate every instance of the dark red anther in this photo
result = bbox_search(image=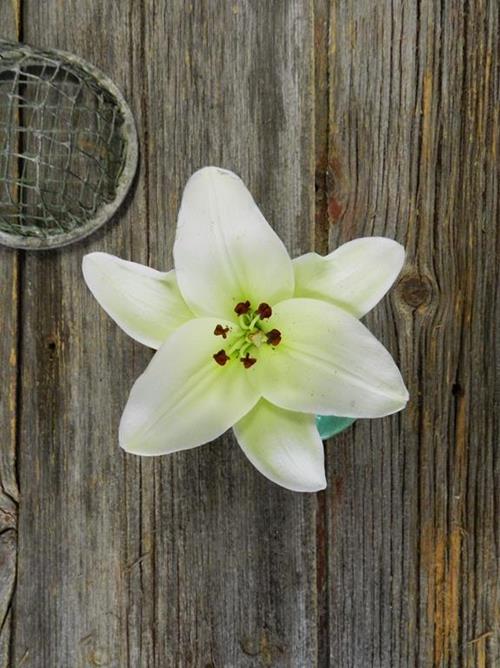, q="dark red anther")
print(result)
[234,300,251,315]
[266,329,282,346]
[214,324,230,339]
[256,302,272,319]
[240,353,257,369]
[213,349,230,366]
